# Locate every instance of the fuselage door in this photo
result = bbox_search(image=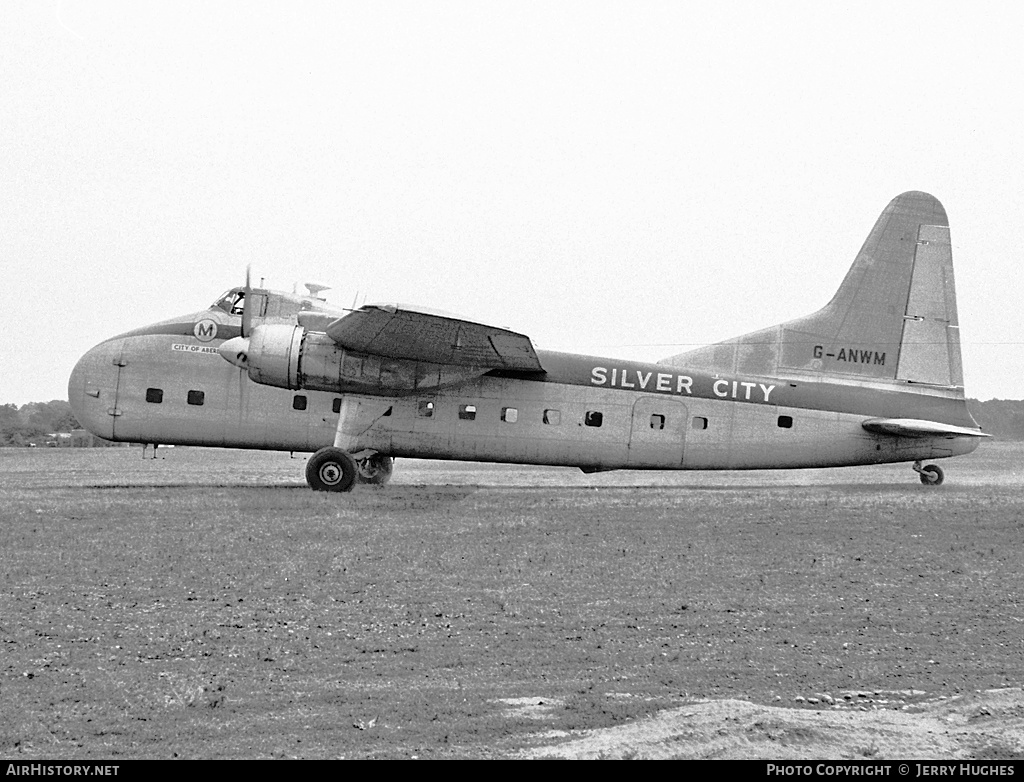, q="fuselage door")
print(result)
[68,337,124,441]
[627,396,687,468]
[108,339,128,440]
